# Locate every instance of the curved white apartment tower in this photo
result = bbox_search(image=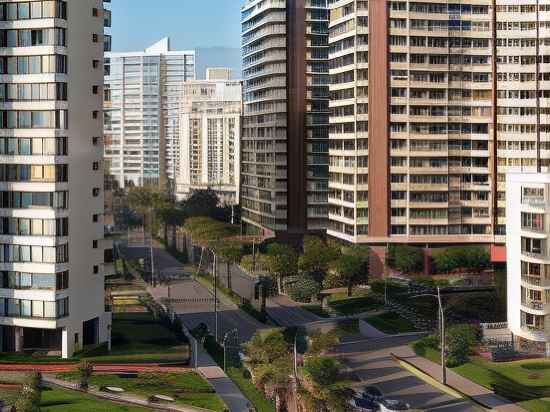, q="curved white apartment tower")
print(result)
[0,0,112,358]
[507,173,550,355]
